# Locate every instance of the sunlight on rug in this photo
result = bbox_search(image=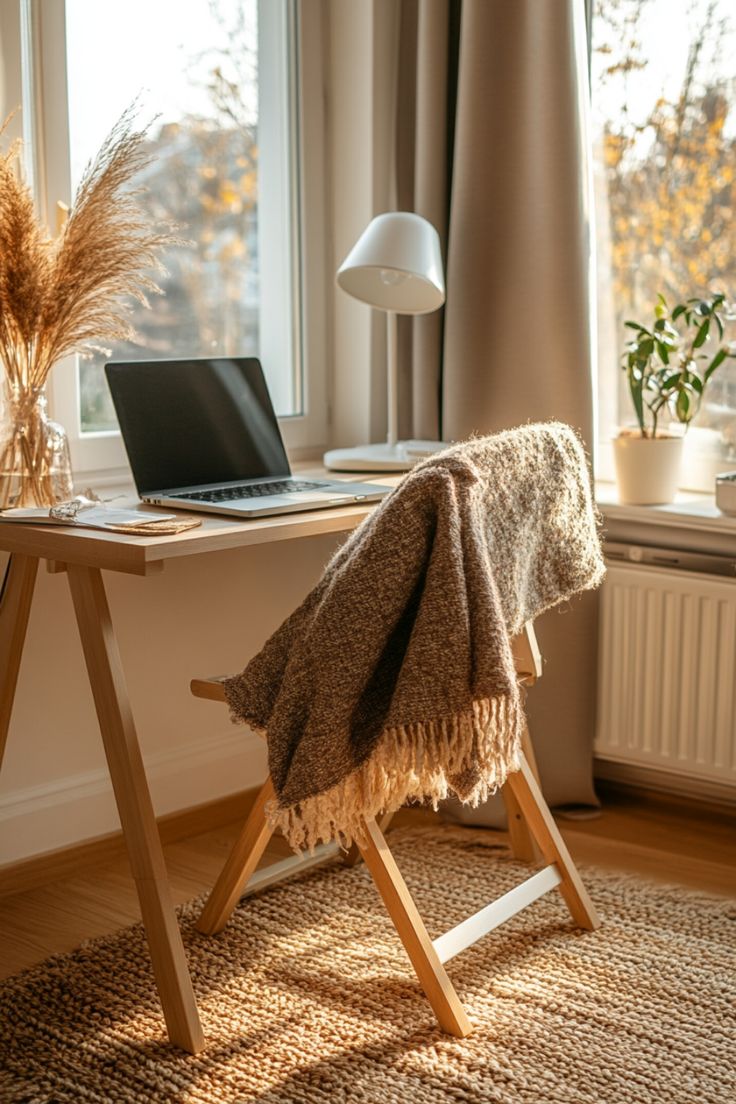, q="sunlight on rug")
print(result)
[1,826,734,1104]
